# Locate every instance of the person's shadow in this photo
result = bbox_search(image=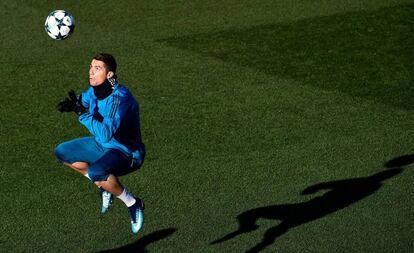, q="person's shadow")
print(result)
[98,228,176,253]
[211,155,414,253]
